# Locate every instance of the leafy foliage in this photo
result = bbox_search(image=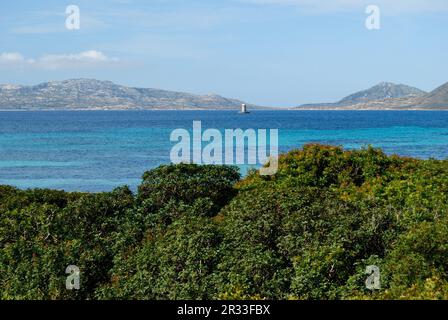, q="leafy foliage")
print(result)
[1,145,448,300]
